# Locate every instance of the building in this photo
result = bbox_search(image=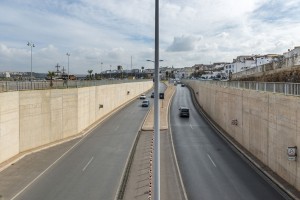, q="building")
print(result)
[283,46,300,67]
